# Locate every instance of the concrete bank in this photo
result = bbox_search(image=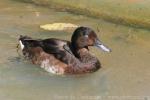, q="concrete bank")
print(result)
[15,0,150,29]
